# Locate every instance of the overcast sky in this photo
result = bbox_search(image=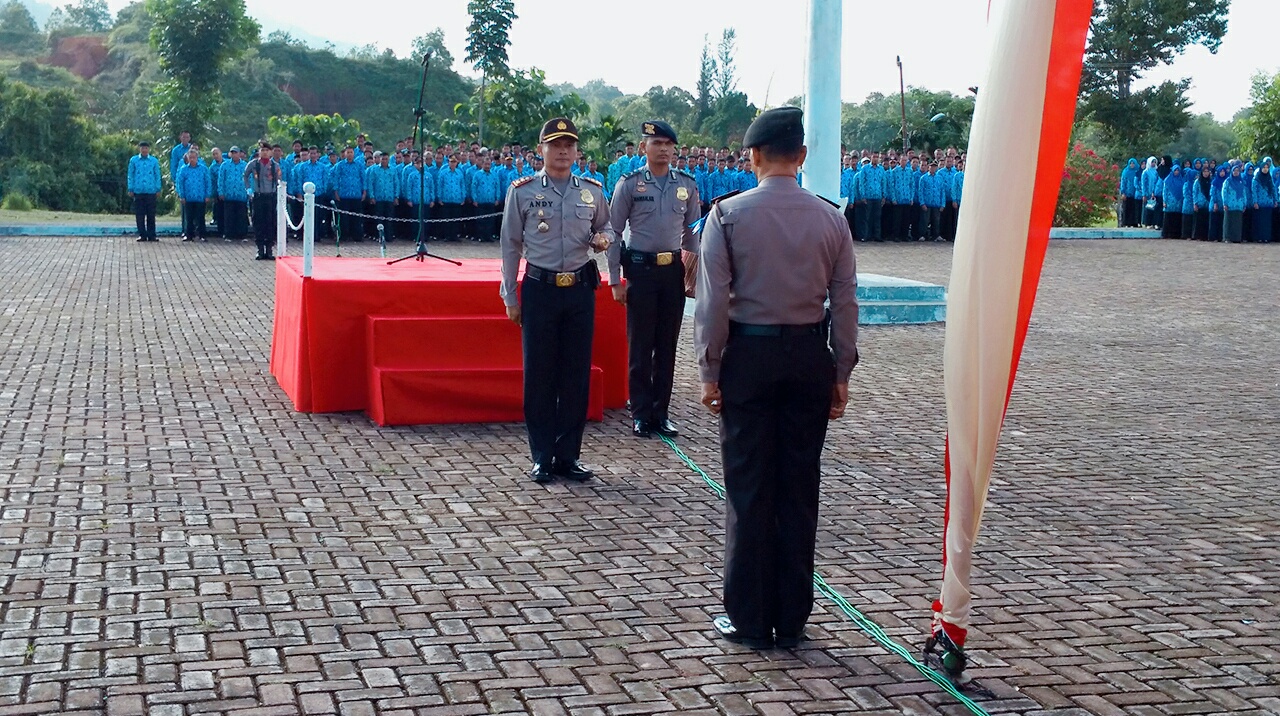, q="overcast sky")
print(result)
[103,0,1278,121]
